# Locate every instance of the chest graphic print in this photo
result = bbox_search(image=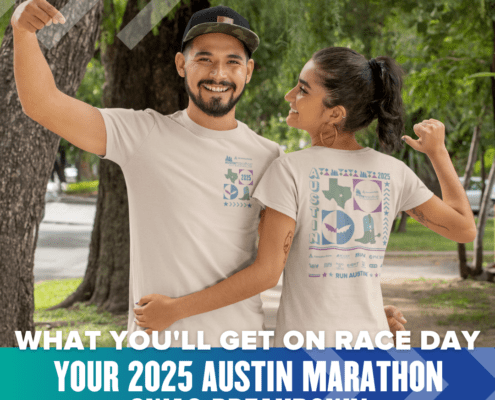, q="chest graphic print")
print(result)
[307,167,392,280]
[223,155,254,208]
